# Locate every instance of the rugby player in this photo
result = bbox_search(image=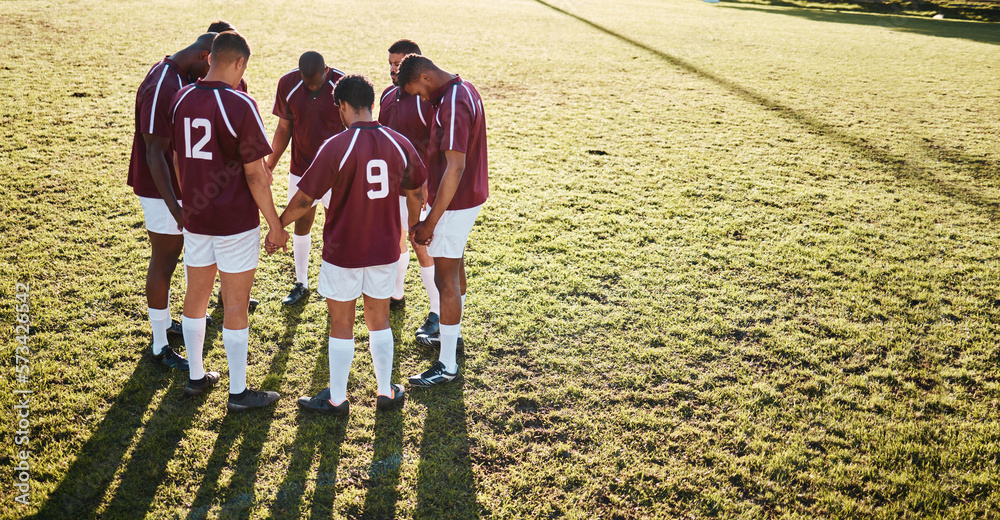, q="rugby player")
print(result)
[397,55,488,387]
[129,33,214,370]
[169,31,287,410]
[266,51,345,306]
[377,39,440,331]
[280,74,426,415]
[206,20,248,93]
